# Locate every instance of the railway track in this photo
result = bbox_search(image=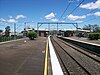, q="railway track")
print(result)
[50,36,100,75]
